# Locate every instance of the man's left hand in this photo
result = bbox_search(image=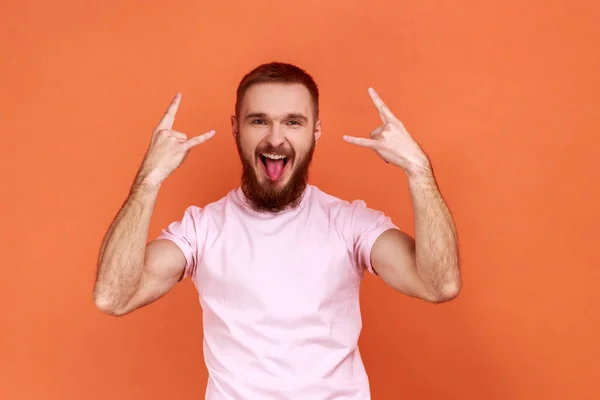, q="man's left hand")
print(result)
[344,88,432,177]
